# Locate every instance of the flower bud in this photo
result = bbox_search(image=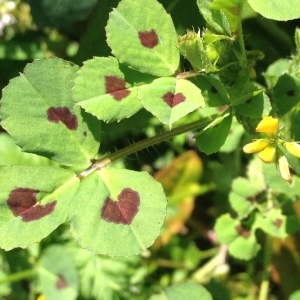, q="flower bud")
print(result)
[257,146,276,163]
[284,142,300,158]
[243,139,269,154]
[255,116,279,136]
[278,155,291,182]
